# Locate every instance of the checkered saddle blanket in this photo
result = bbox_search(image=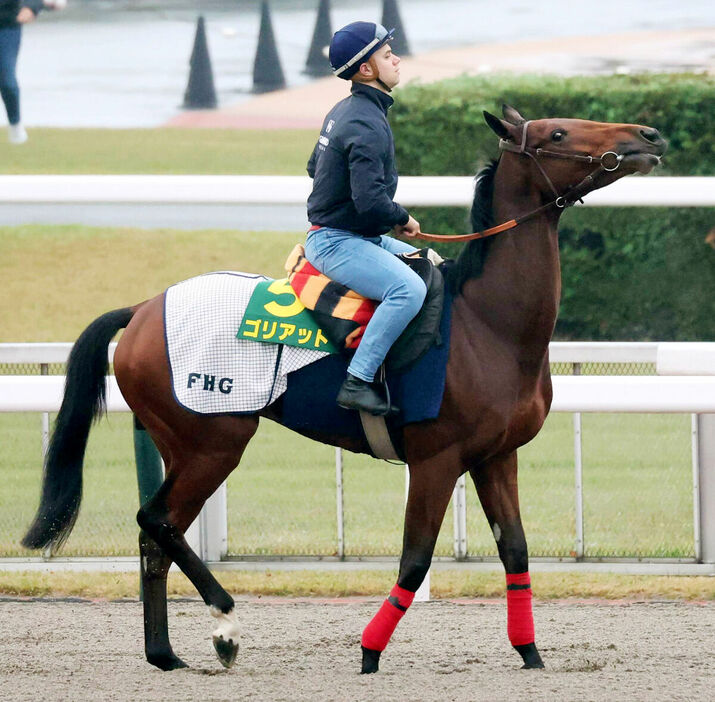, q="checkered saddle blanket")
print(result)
[164,272,328,415]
